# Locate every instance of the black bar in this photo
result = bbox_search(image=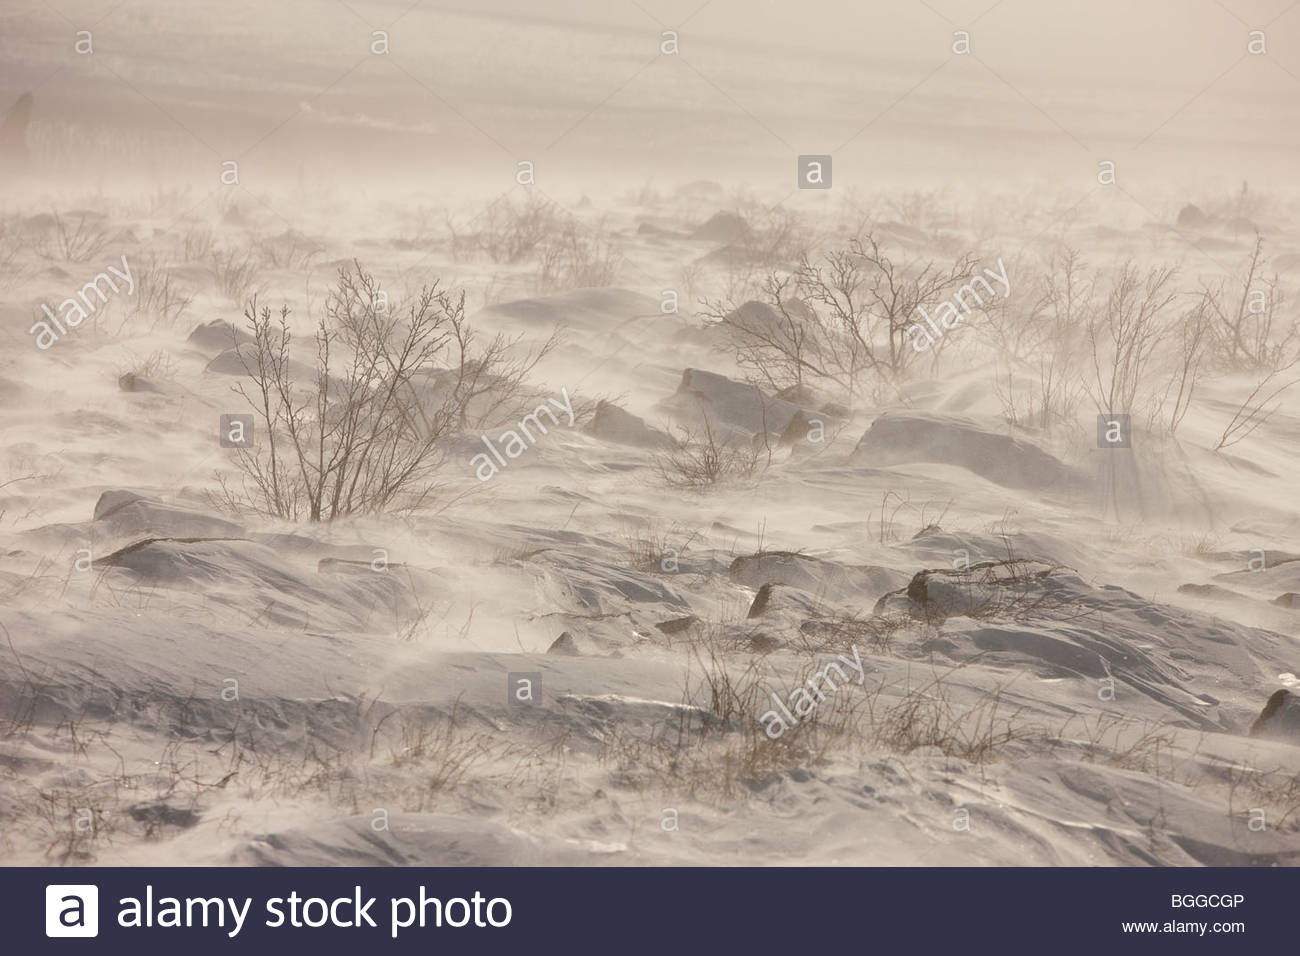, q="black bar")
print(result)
[6,866,1280,953]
